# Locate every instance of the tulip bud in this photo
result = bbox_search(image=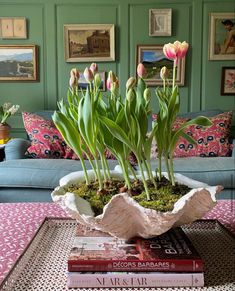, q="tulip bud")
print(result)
[90,63,98,75]
[126,77,136,91]
[143,88,151,102]
[126,89,135,103]
[84,67,94,82]
[137,63,147,78]
[107,71,118,92]
[94,73,101,88]
[160,66,169,80]
[69,68,80,88]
